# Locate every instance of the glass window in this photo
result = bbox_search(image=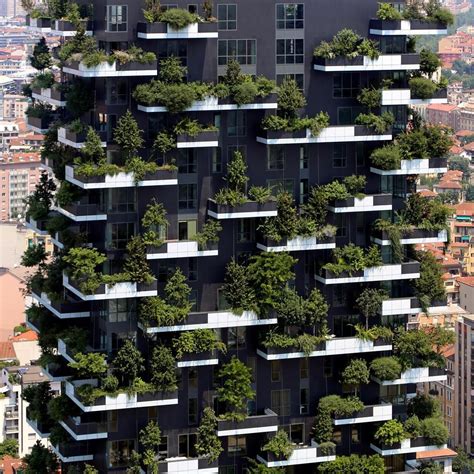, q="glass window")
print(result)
[107,80,128,105]
[108,299,134,323]
[333,285,347,307]
[106,5,127,32]
[300,359,308,379]
[228,435,246,455]
[227,111,247,137]
[333,429,342,445]
[333,144,347,168]
[106,222,135,250]
[108,439,135,468]
[179,220,197,240]
[218,39,256,66]
[299,179,308,204]
[217,4,237,30]
[158,436,168,460]
[212,148,222,173]
[271,389,290,416]
[267,179,293,196]
[228,144,246,160]
[179,433,197,457]
[271,361,281,382]
[107,188,136,213]
[267,146,285,170]
[276,4,304,29]
[276,39,304,64]
[333,73,361,98]
[157,40,188,66]
[178,184,197,210]
[356,142,365,167]
[300,388,309,414]
[299,145,308,169]
[188,258,198,281]
[352,427,360,443]
[178,150,197,174]
[236,219,254,243]
[228,327,246,349]
[188,398,198,424]
[188,368,198,389]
